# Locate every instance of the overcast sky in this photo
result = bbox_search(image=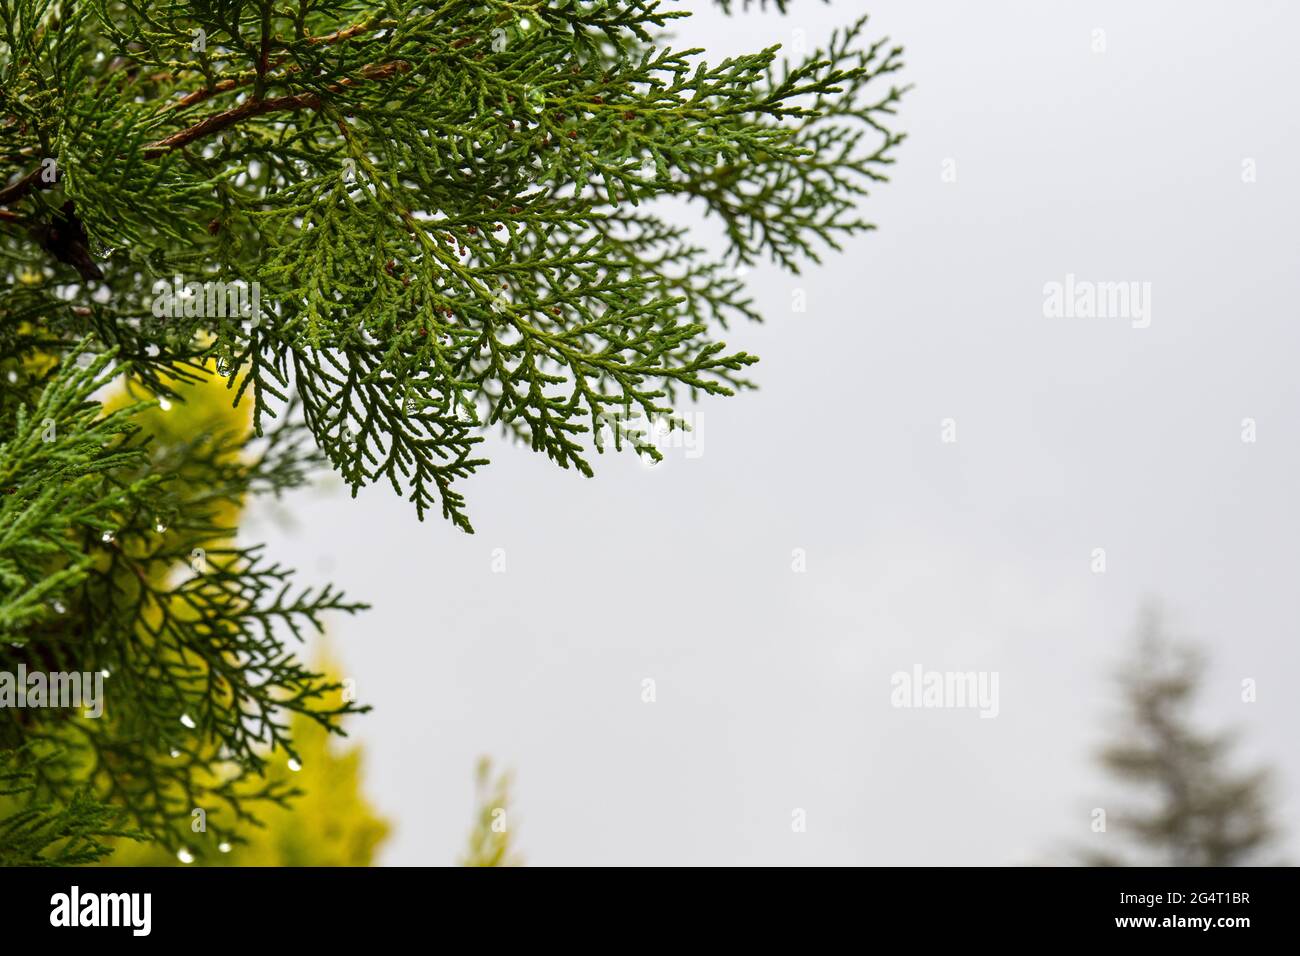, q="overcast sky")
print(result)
[247,0,1300,865]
